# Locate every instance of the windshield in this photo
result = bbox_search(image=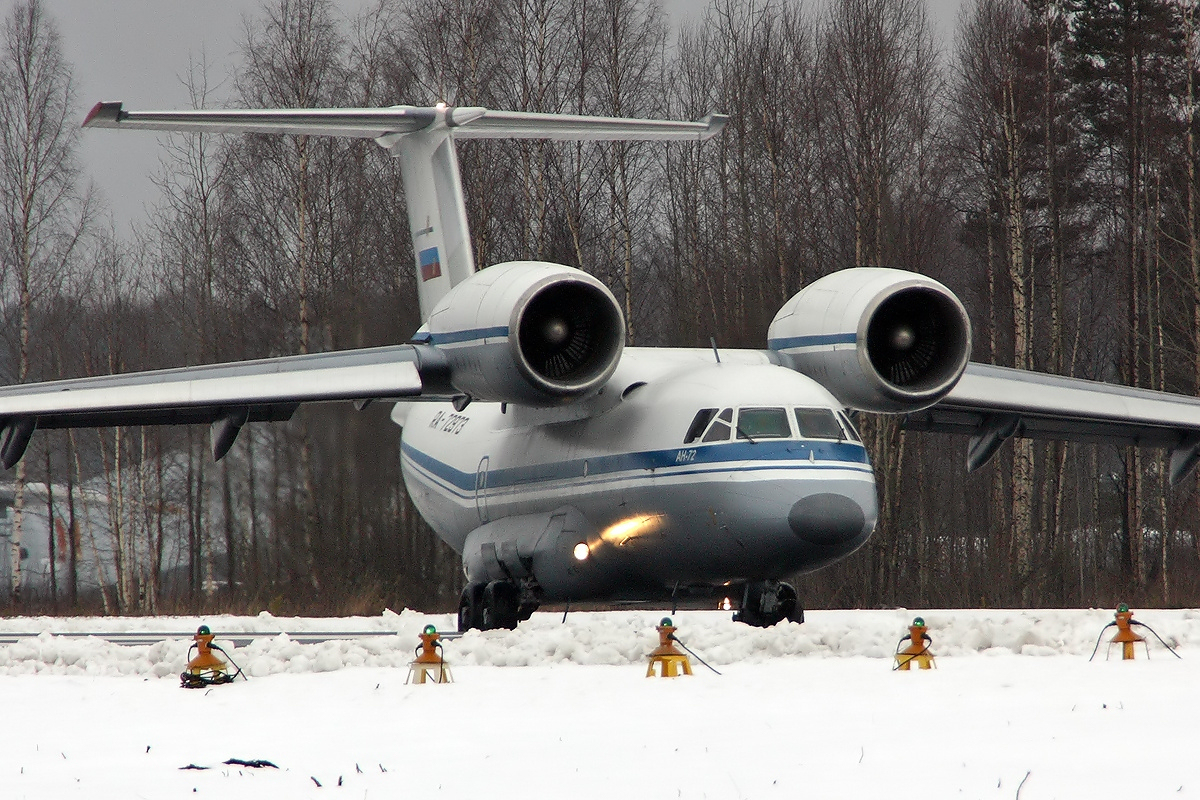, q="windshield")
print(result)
[702,408,734,442]
[794,407,845,440]
[736,408,791,439]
